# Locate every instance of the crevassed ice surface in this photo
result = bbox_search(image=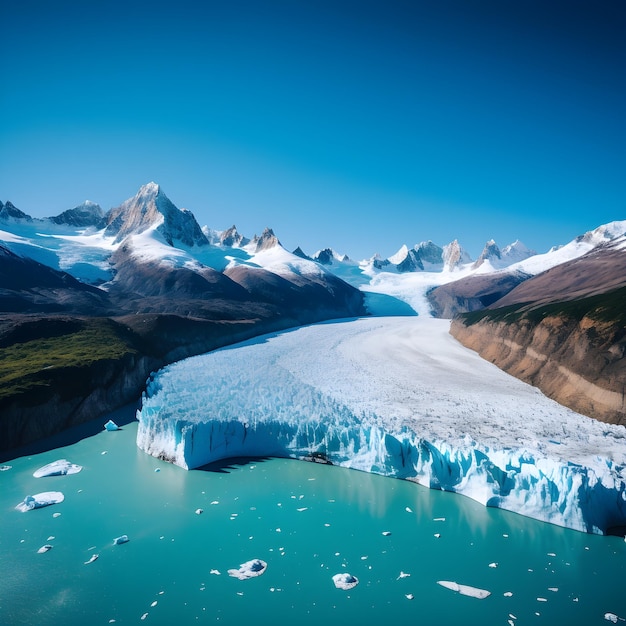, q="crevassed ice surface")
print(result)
[136,317,626,534]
